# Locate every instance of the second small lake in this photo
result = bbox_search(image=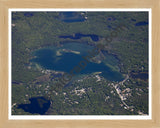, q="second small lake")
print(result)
[59,33,99,42]
[18,97,51,115]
